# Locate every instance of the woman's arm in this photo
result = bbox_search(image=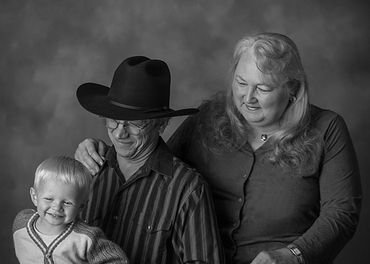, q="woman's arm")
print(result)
[293,114,362,263]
